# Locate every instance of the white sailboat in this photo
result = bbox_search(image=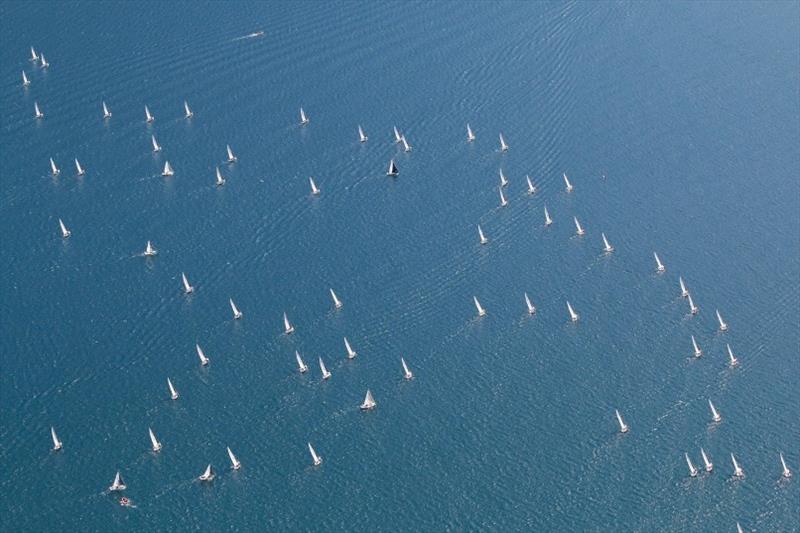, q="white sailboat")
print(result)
[183,100,193,119]
[401,357,413,380]
[563,173,573,193]
[167,377,179,400]
[299,107,309,125]
[574,216,585,236]
[196,343,209,366]
[227,446,241,470]
[780,452,792,478]
[499,187,508,207]
[35,102,44,119]
[162,161,174,176]
[499,169,509,187]
[109,471,127,491]
[686,453,698,477]
[499,133,508,152]
[40,54,49,68]
[144,240,157,256]
[103,101,111,119]
[691,335,703,358]
[75,158,85,176]
[393,126,402,144]
[198,464,215,482]
[731,453,744,478]
[615,409,629,433]
[387,159,399,176]
[226,144,237,163]
[319,357,331,379]
[687,292,699,315]
[145,105,154,123]
[737,522,745,533]
[308,442,322,466]
[51,427,63,451]
[716,309,728,331]
[330,288,342,309]
[296,351,308,373]
[283,312,295,334]
[22,70,30,86]
[708,399,722,423]
[466,123,476,142]
[679,276,689,298]
[58,218,71,238]
[309,177,320,195]
[358,125,368,143]
[602,232,614,253]
[211,166,224,187]
[544,206,553,226]
[149,427,162,452]
[701,448,713,472]
[524,292,536,315]
[401,135,412,152]
[181,272,194,294]
[727,344,739,367]
[474,296,486,317]
[654,252,665,273]
[526,175,536,194]
[230,298,242,319]
[567,301,579,322]
[30,46,39,62]
[151,134,161,152]
[360,389,376,410]
[344,337,357,359]
[478,224,488,245]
